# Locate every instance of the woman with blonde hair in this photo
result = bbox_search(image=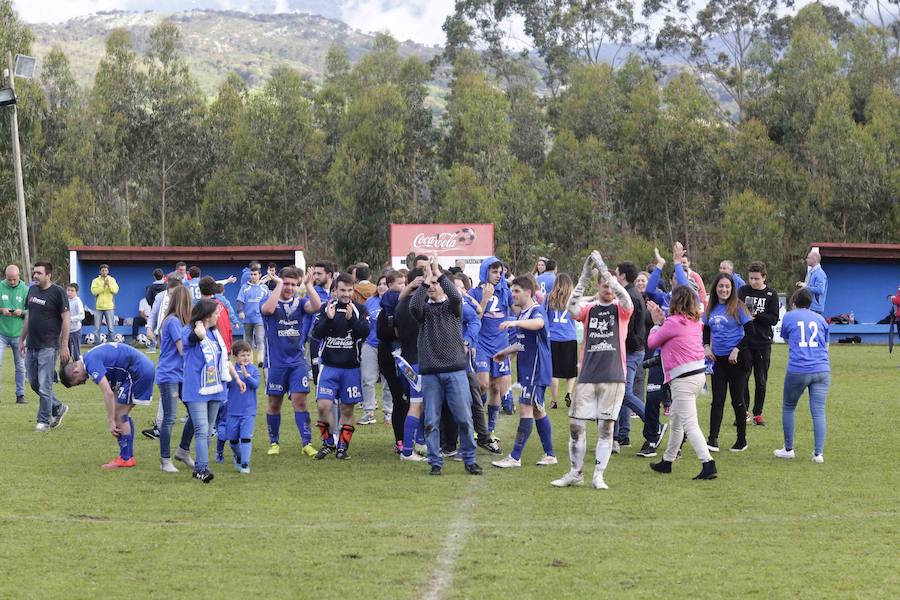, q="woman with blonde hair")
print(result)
[544,273,577,410]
